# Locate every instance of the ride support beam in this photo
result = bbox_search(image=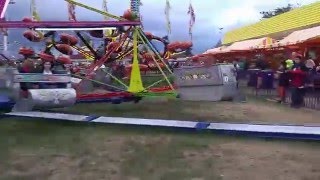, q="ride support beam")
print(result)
[0,21,141,28]
[75,31,99,59]
[64,0,124,21]
[0,0,10,18]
